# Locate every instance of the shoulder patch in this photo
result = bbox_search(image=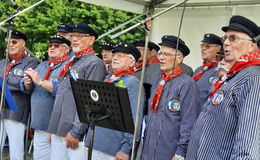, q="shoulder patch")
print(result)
[70,68,78,80]
[13,68,23,77]
[212,90,224,105]
[168,99,181,112]
[209,76,219,85]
